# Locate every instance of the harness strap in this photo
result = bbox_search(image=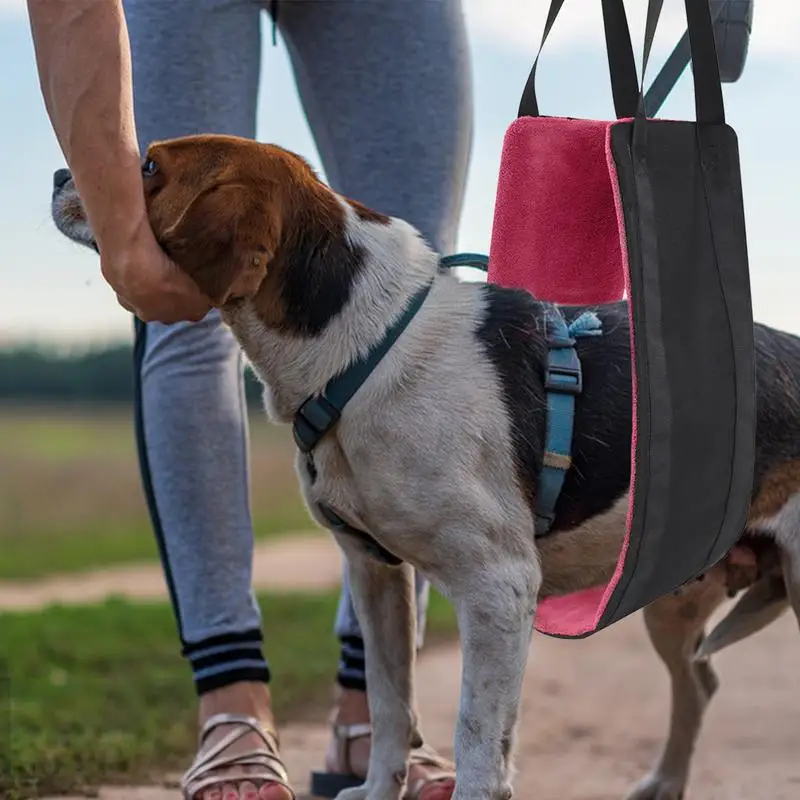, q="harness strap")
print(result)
[292,276,437,565]
[536,310,603,535]
[316,502,403,566]
[439,252,491,272]
[293,255,487,454]
[290,251,601,551]
[293,281,433,454]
